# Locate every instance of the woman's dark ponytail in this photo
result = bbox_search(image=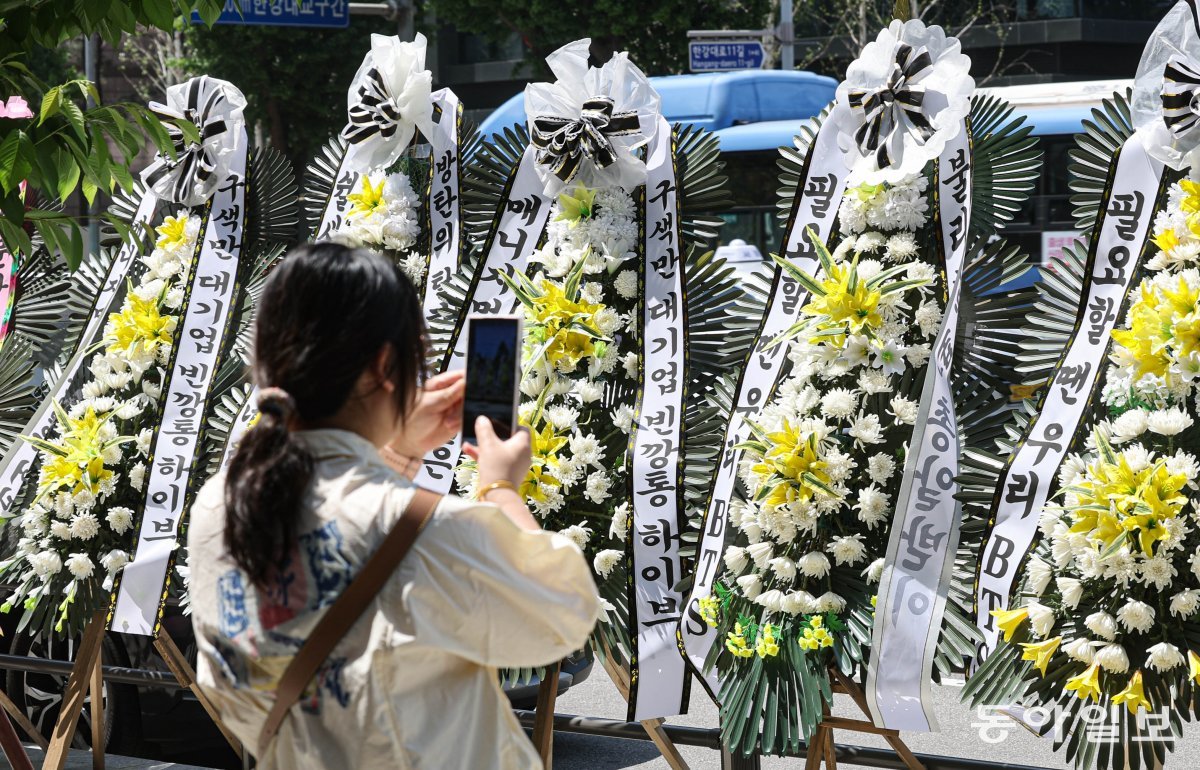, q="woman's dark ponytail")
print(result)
[223,243,426,587]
